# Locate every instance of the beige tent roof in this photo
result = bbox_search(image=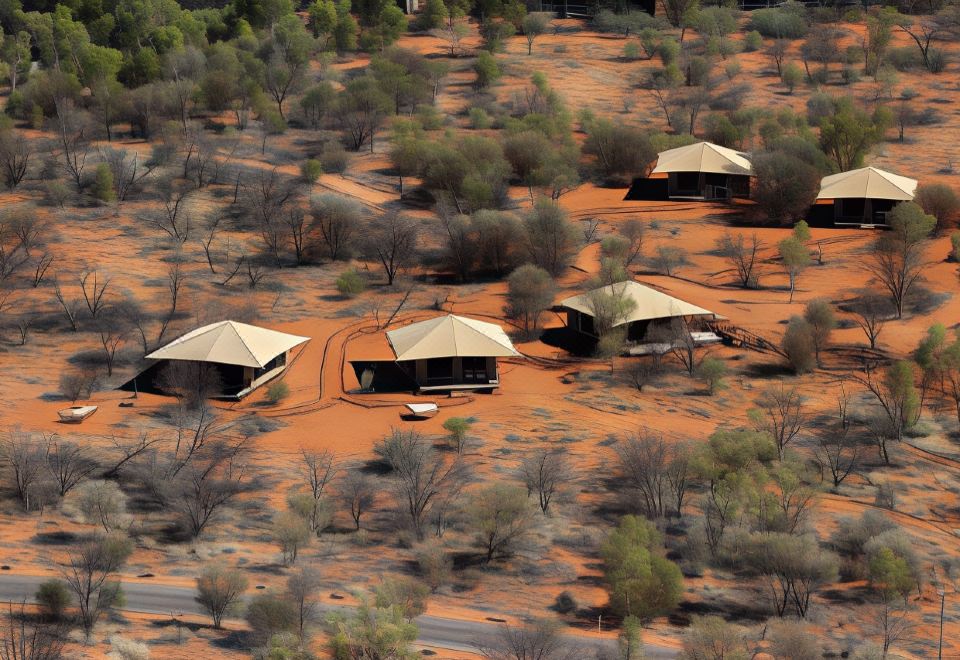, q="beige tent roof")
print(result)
[387,315,520,361]
[817,167,917,201]
[561,281,715,326]
[146,321,309,369]
[651,142,753,176]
